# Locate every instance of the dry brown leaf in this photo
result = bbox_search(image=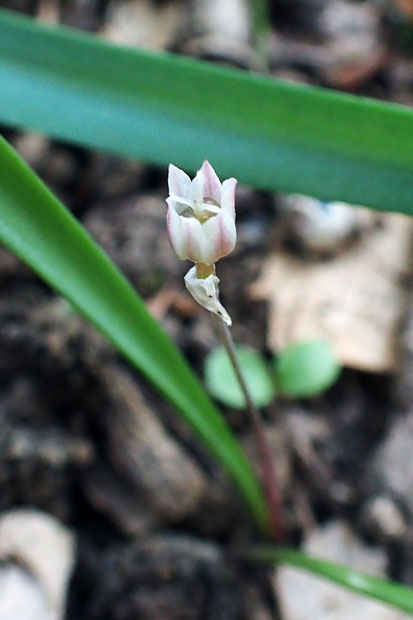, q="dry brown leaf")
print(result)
[393,0,413,19]
[250,213,413,373]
